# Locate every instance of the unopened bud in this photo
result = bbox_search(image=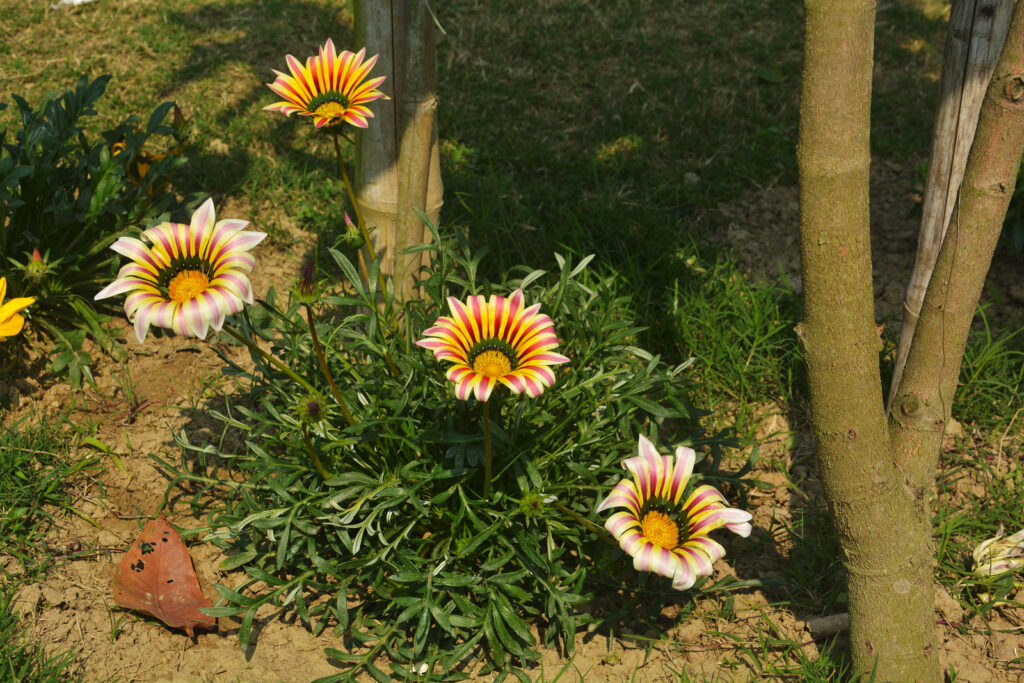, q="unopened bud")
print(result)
[340,212,364,249]
[296,258,320,304]
[300,259,316,296]
[295,394,324,424]
[24,248,50,279]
